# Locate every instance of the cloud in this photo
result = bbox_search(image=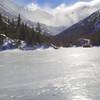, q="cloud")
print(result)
[26,3,39,11]
[25,0,100,27]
